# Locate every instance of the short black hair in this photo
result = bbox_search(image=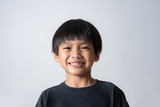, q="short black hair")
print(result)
[52,19,102,55]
